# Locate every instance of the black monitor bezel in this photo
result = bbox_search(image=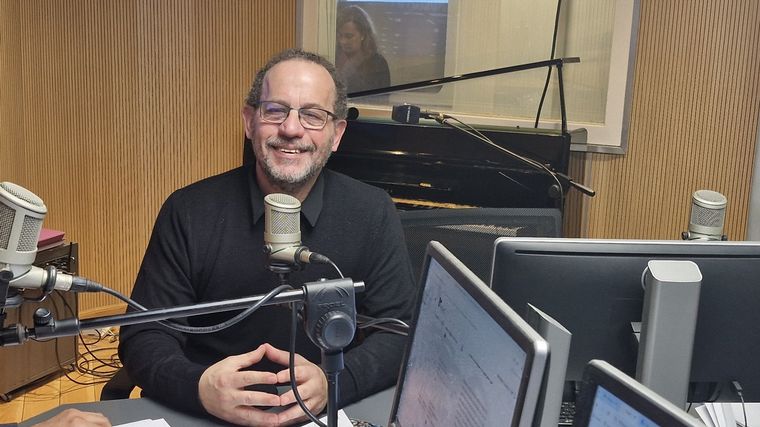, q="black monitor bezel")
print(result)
[489,237,760,400]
